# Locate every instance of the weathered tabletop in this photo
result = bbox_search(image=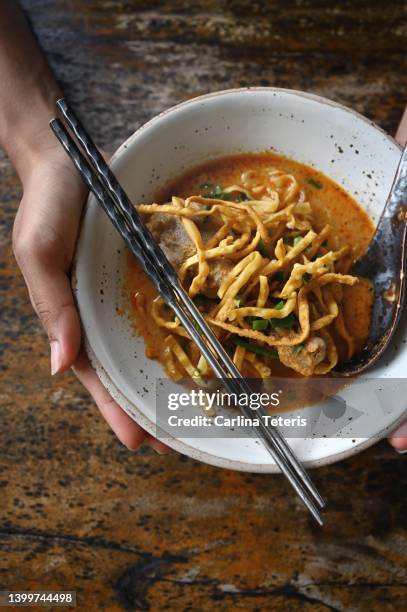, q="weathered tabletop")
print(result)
[0,1,406,610]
